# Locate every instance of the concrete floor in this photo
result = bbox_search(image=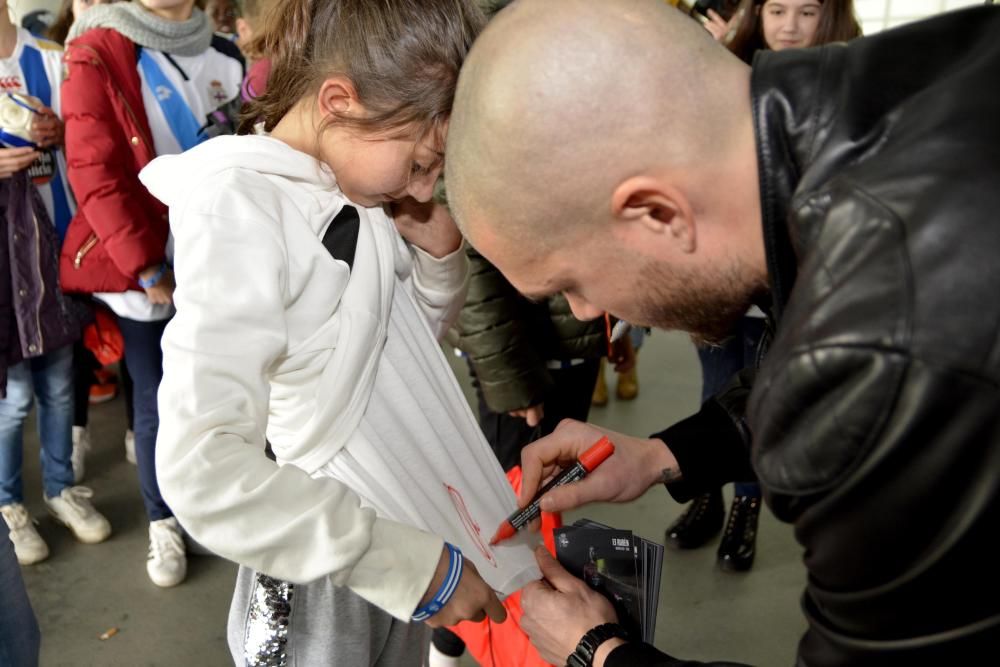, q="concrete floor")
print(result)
[16,331,807,666]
